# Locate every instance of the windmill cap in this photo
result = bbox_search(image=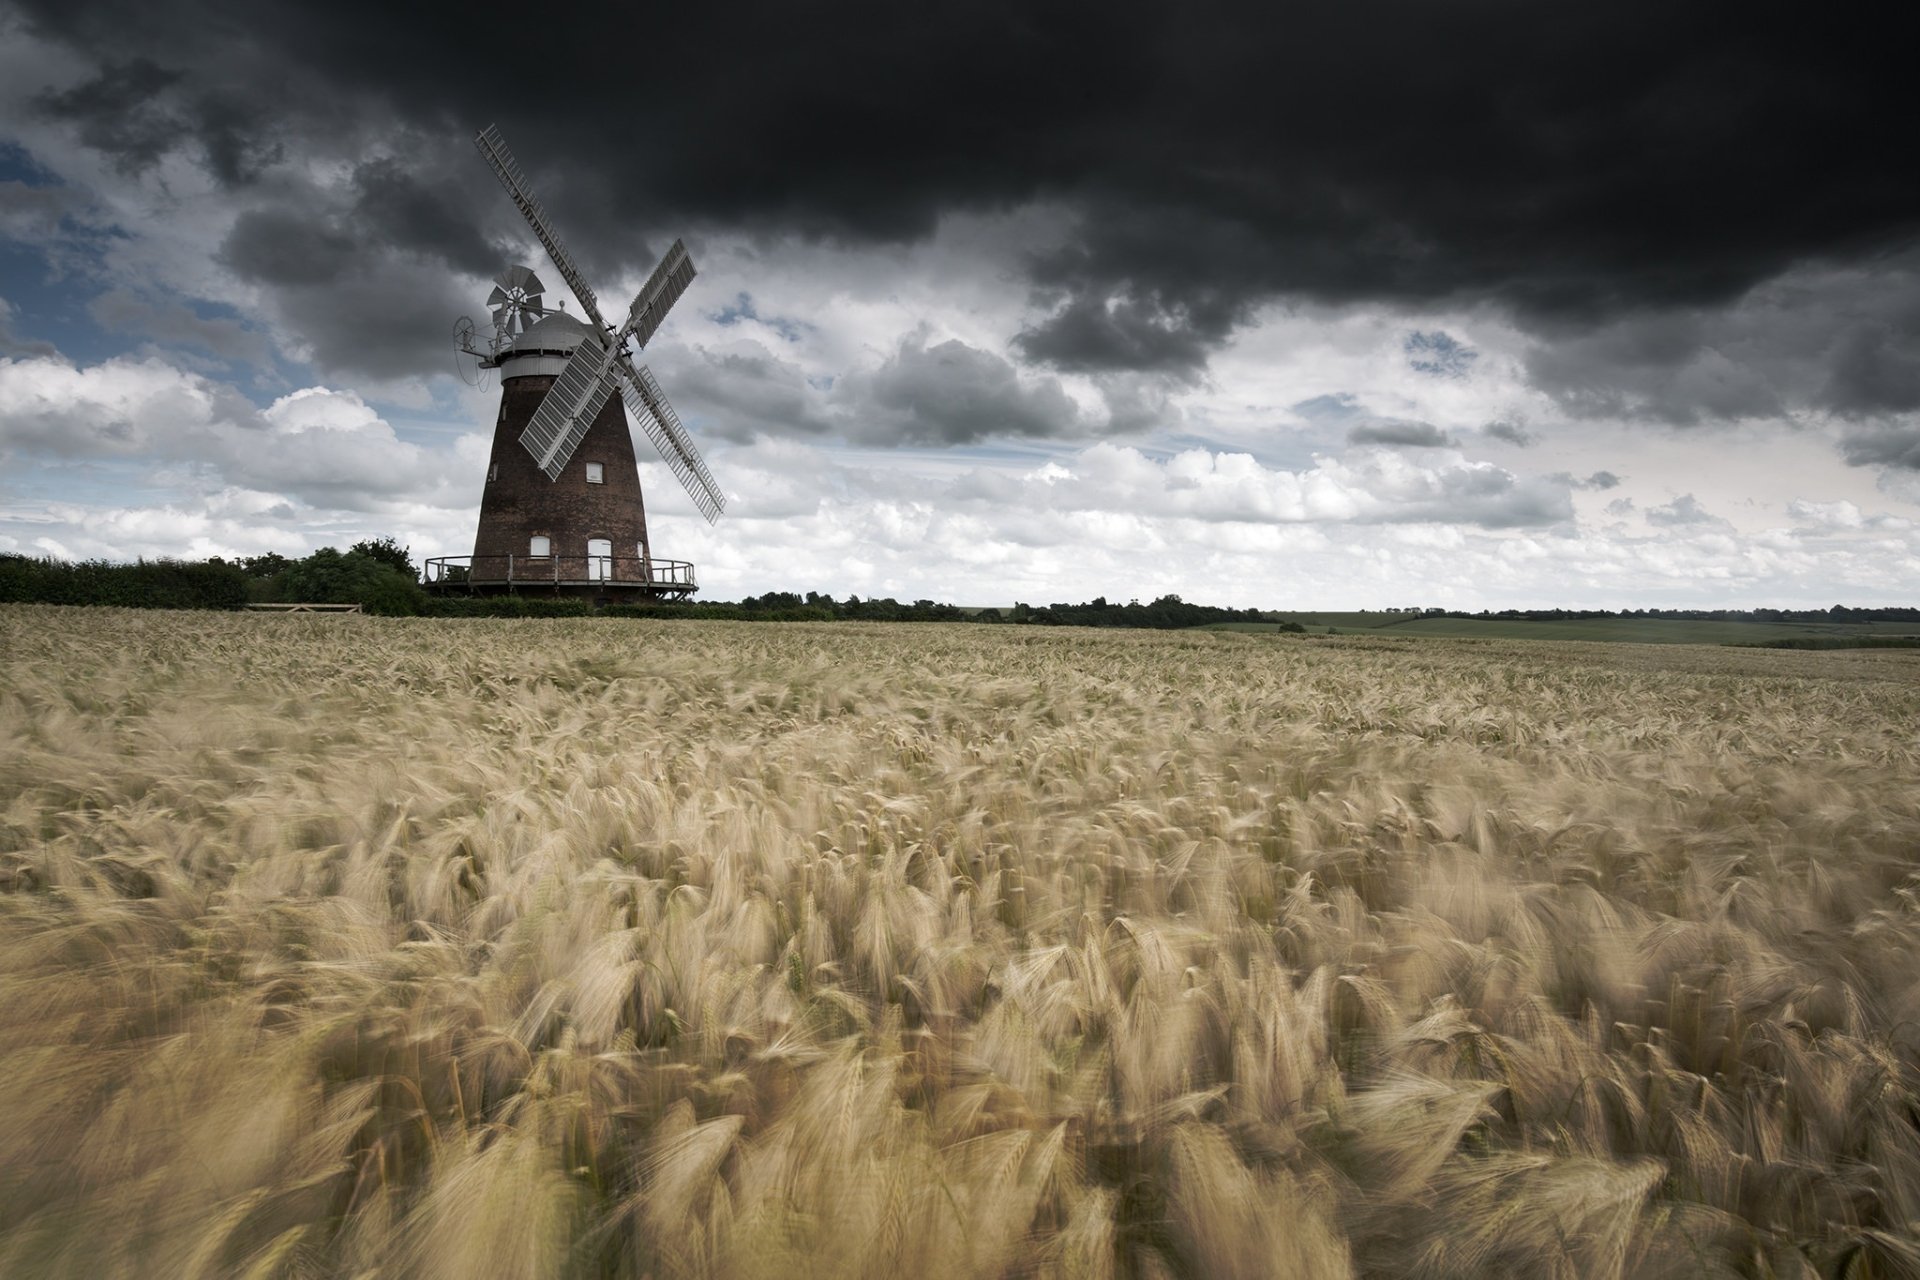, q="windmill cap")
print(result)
[502,310,593,358]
